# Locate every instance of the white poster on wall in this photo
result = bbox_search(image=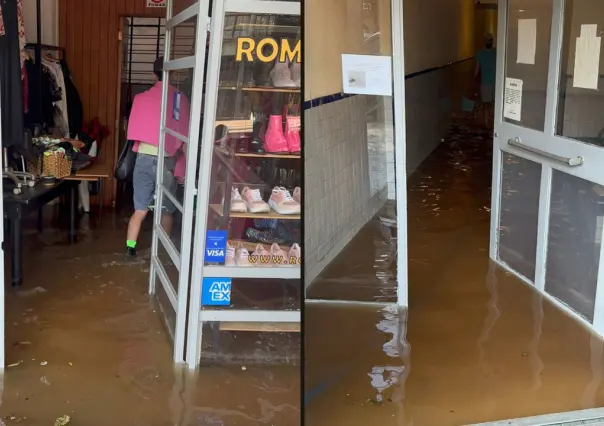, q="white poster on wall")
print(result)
[517,19,537,65]
[341,54,393,97]
[146,0,167,7]
[504,77,523,121]
[573,24,601,90]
